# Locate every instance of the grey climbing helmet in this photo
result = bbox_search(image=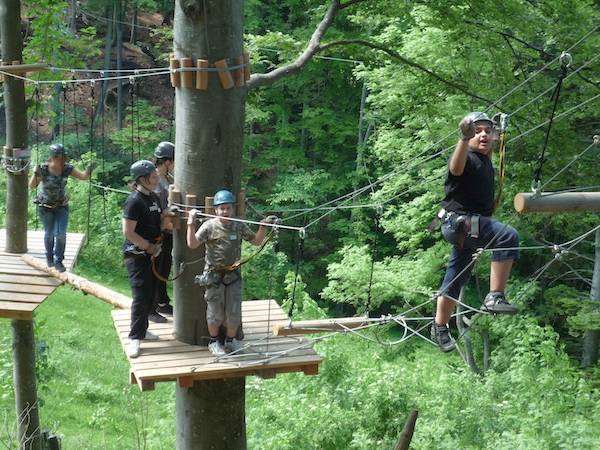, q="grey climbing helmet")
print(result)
[130,160,156,180]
